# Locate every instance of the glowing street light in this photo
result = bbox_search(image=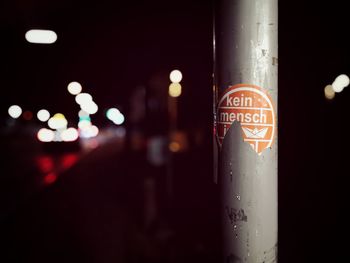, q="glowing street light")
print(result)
[79,125,99,138]
[332,74,349,93]
[48,113,68,130]
[169,83,182,97]
[106,107,125,125]
[67,81,82,95]
[37,128,55,142]
[80,101,98,114]
[8,105,22,119]
[106,108,120,120]
[78,110,90,118]
[169,69,183,83]
[37,109,50,122]
[113,113,125,125]
[61,128,79,142]
[75,93,93,105]
[25,29,57,44]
